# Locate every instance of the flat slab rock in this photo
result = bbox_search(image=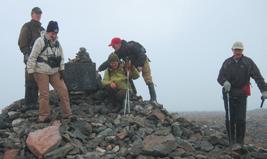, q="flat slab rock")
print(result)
[143,134,177,156]
[26,121,62,159]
